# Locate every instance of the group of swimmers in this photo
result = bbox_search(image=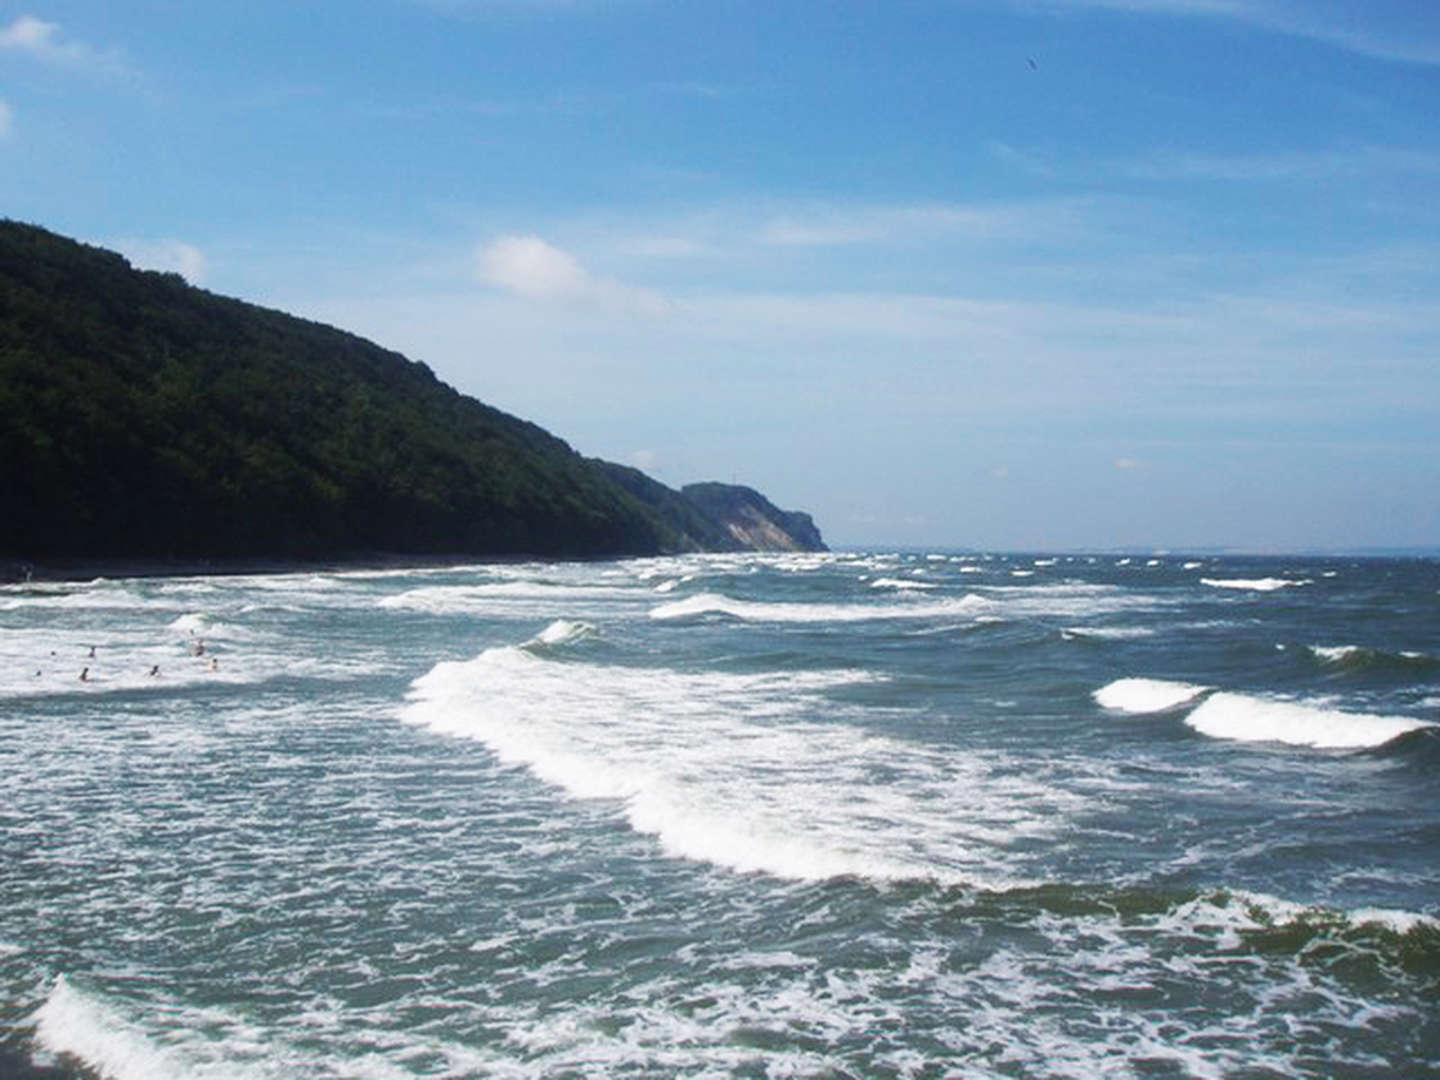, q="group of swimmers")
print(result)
[53,637,220,681]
